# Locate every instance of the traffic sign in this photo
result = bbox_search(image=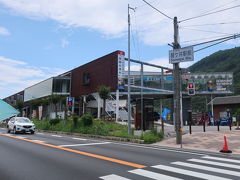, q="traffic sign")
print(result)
[169,46,194,63]
[67,97,74,106]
